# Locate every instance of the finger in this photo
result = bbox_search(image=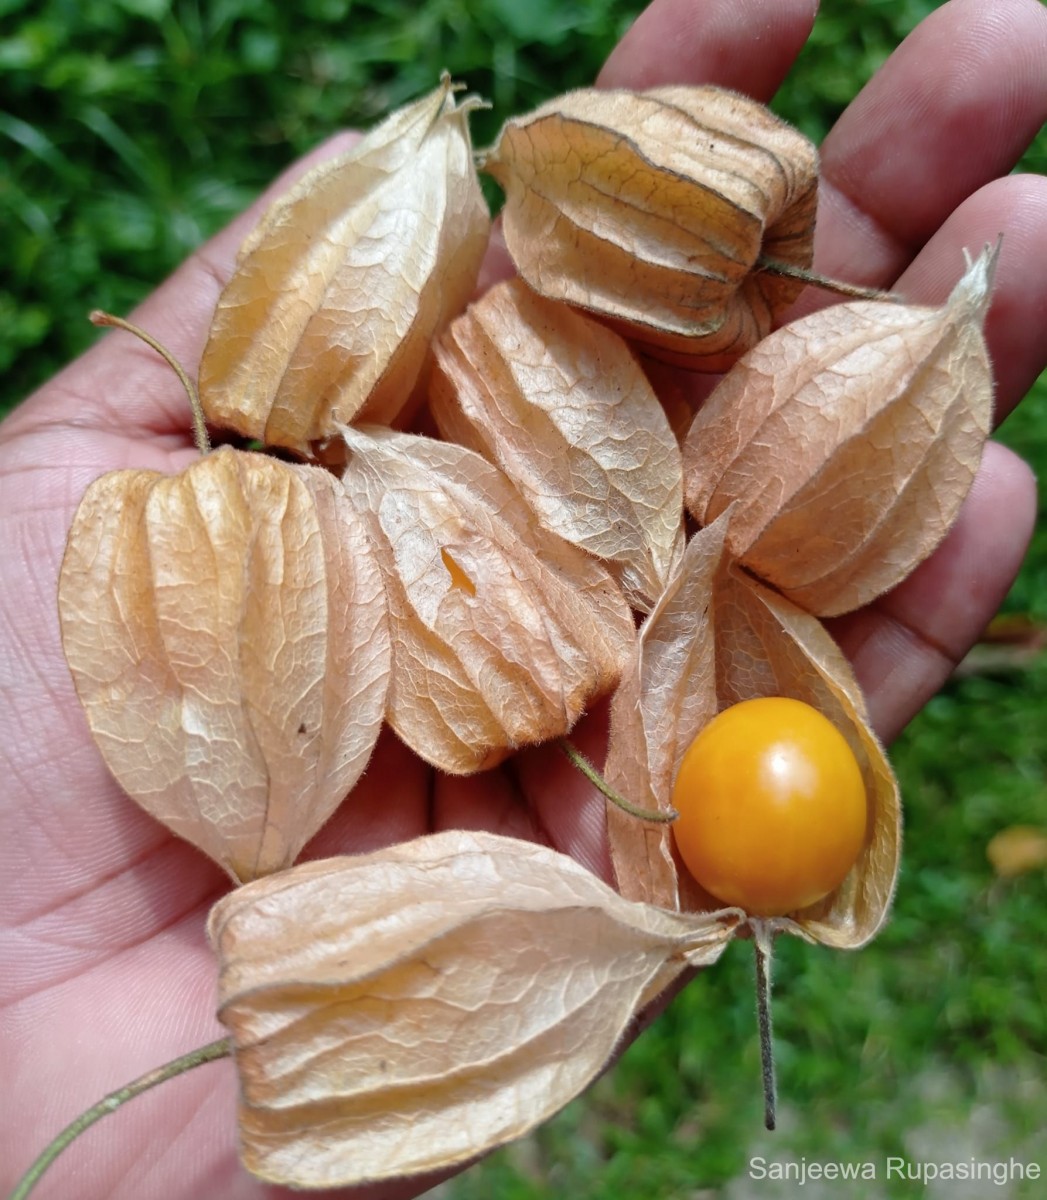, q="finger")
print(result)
[432,763,546,845]
[599,0,818,96]
[791,173,1047,424]
[813,0,1047,289]
[826,440,1037,744]
[301,729,432,859]
[891,174,1047,424]
[7,133,361,444]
